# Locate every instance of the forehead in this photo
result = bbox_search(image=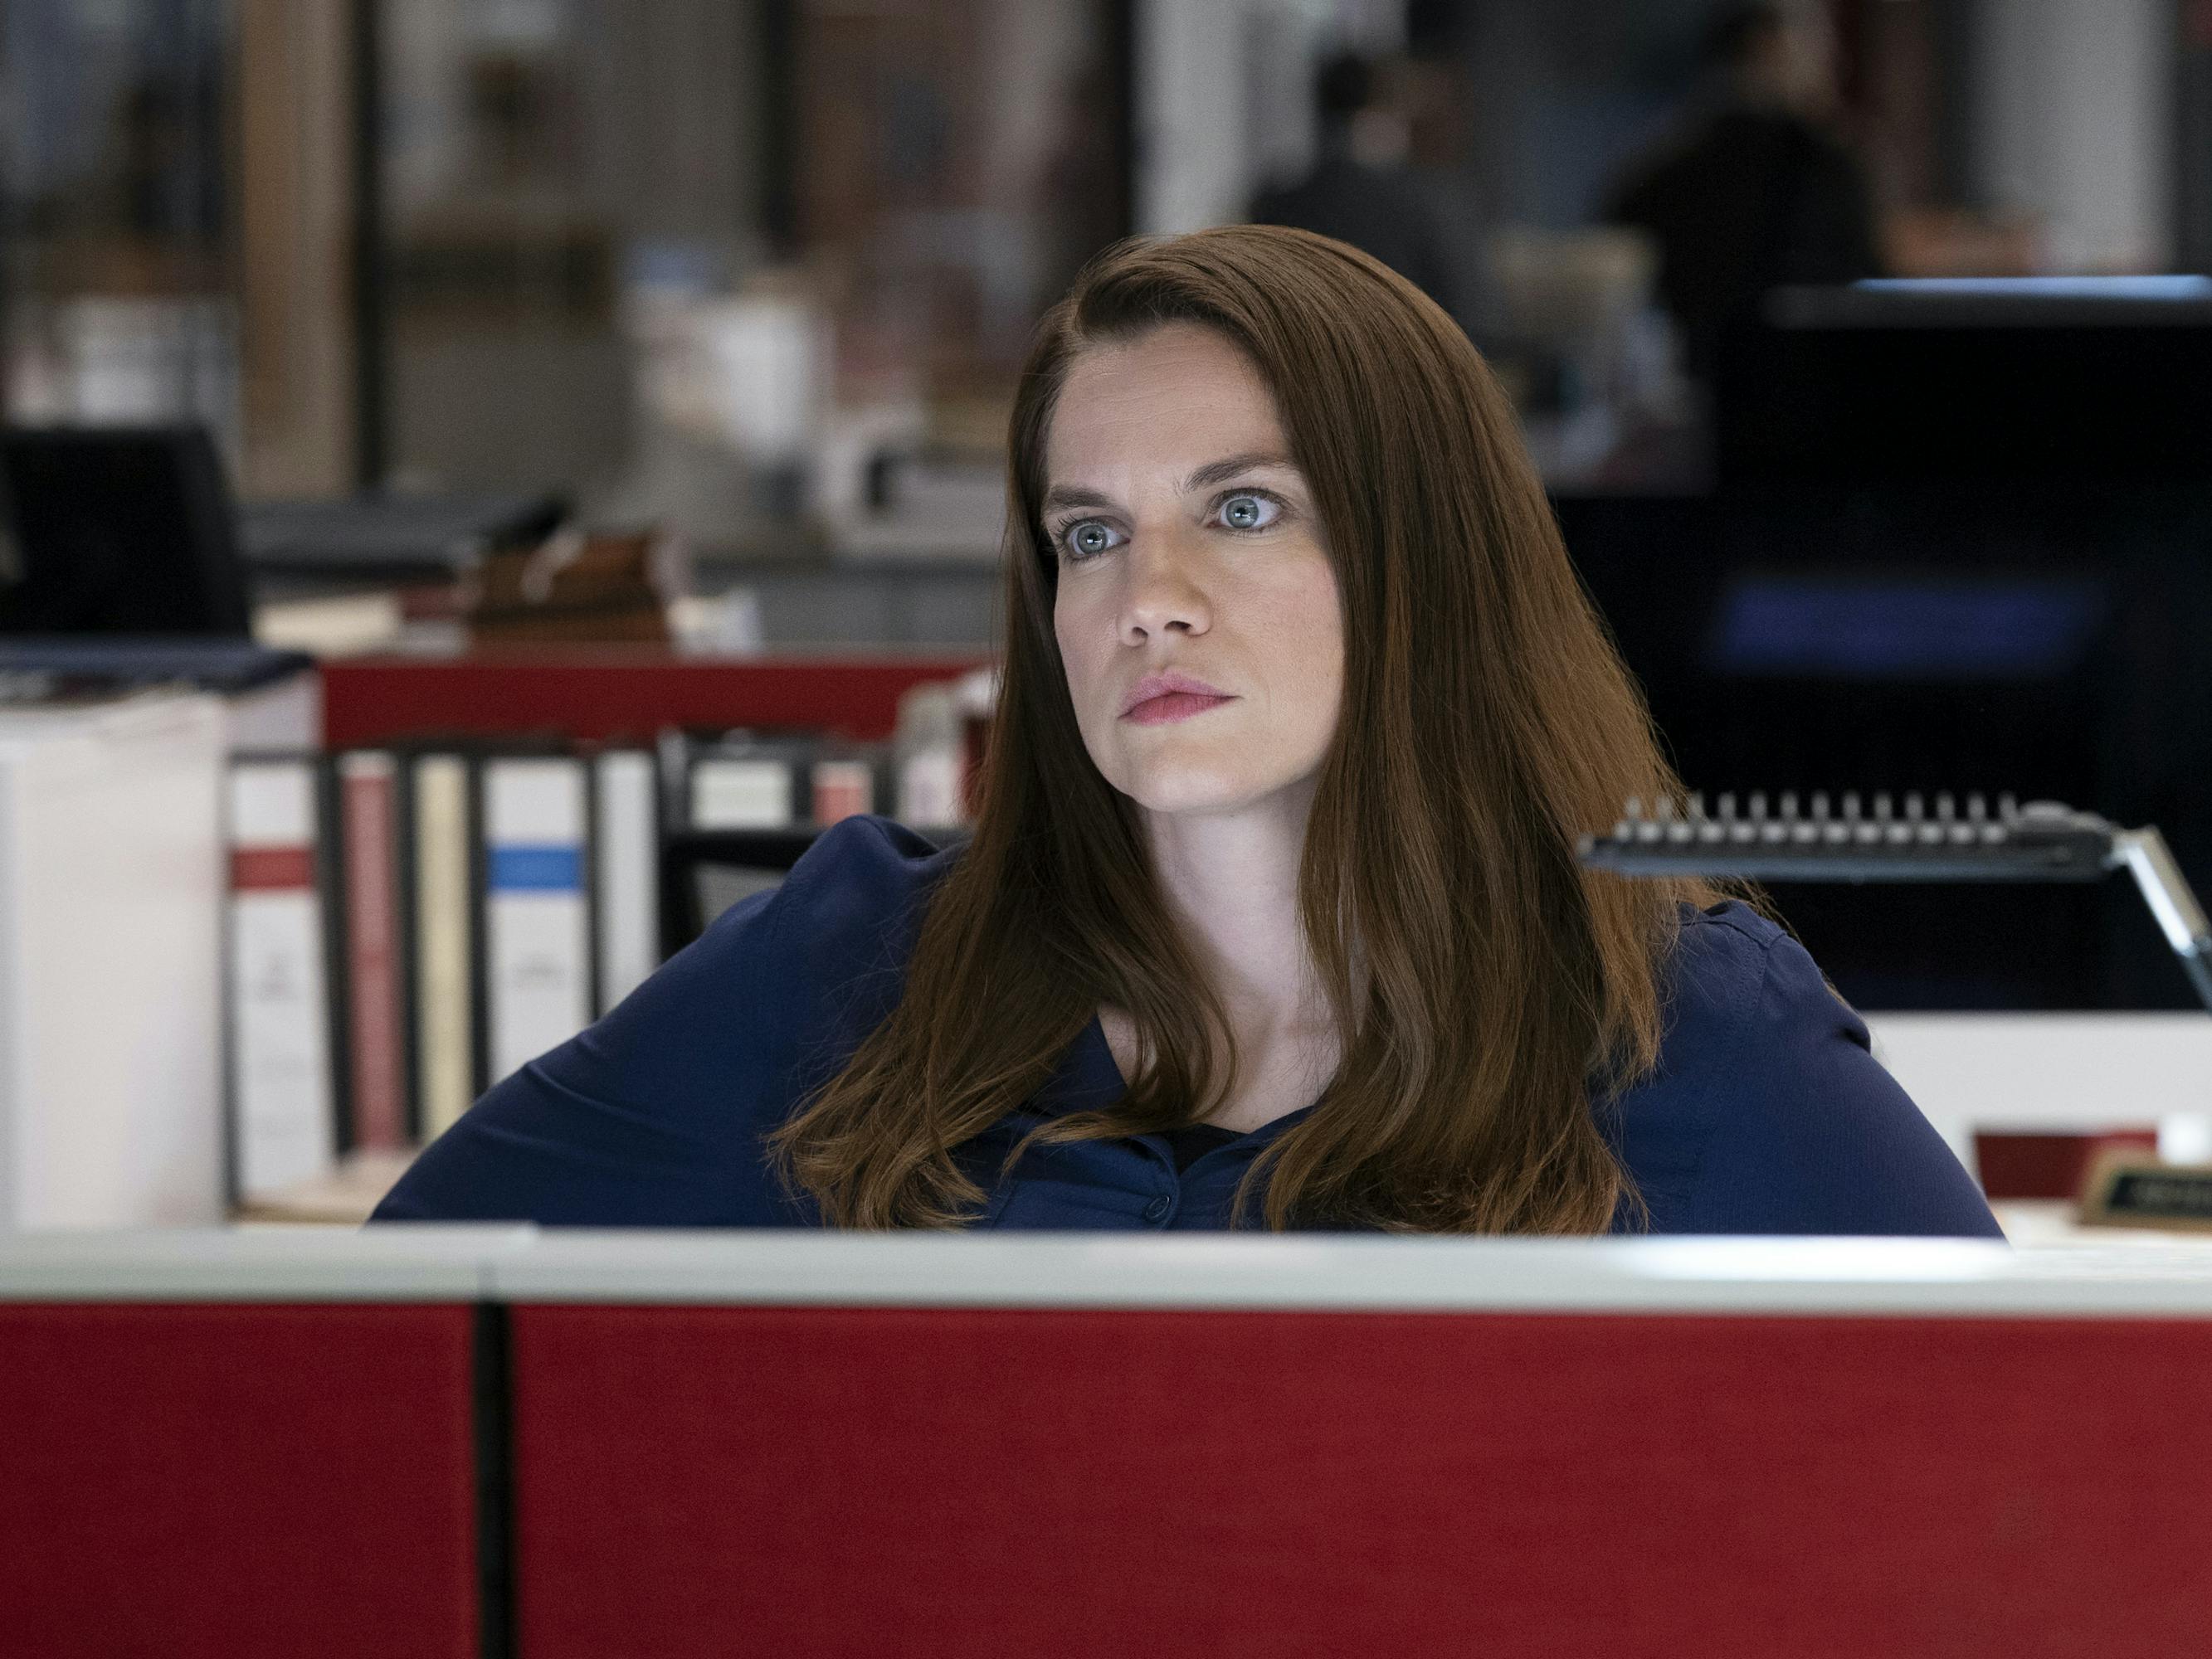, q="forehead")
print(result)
[1045,324,1289,481]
